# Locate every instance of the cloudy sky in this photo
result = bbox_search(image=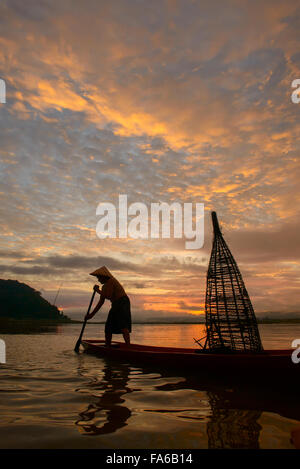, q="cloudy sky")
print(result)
[0,0,300,321]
